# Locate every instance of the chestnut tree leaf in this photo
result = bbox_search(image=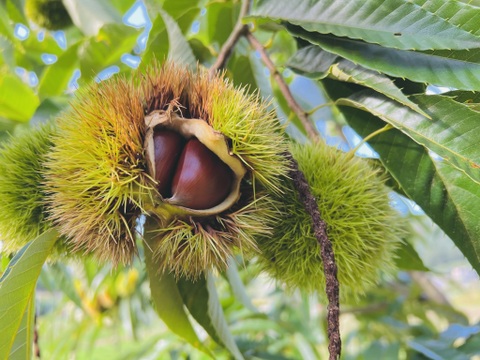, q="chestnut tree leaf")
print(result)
[408,324,480,360]
[288,31,480,92]
[354,114,480,275]
[78,23,139,79]
[160,0,201,33]
[288,45,428,116]
[15,31,63,68]
[336,90,480,186]
[410,0,480,36]
[143,239,209,355]
[141,10,195,69]
[287,45,338,79]
[0,228,59,360]
[177,272,245,360]
[0,2,15,42]
[0,72,40,122]
[206,1,236,46]
[141,12,169,68]
[38,42,81,98]
[252,0,480,50]
[225,258,258,313]
[323,79,480,274]
[394,241,429,272]
[160,9,196,68]
[8,296,35,360]
[443,90,480,112]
